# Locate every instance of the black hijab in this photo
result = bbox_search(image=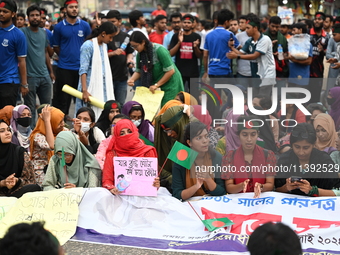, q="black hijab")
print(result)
[0,120,25,180]
[96,100,121,137]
